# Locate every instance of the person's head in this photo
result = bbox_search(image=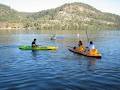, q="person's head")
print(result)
[90,41,93,44]
[34,38,36,41]
[79,40,83,45]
